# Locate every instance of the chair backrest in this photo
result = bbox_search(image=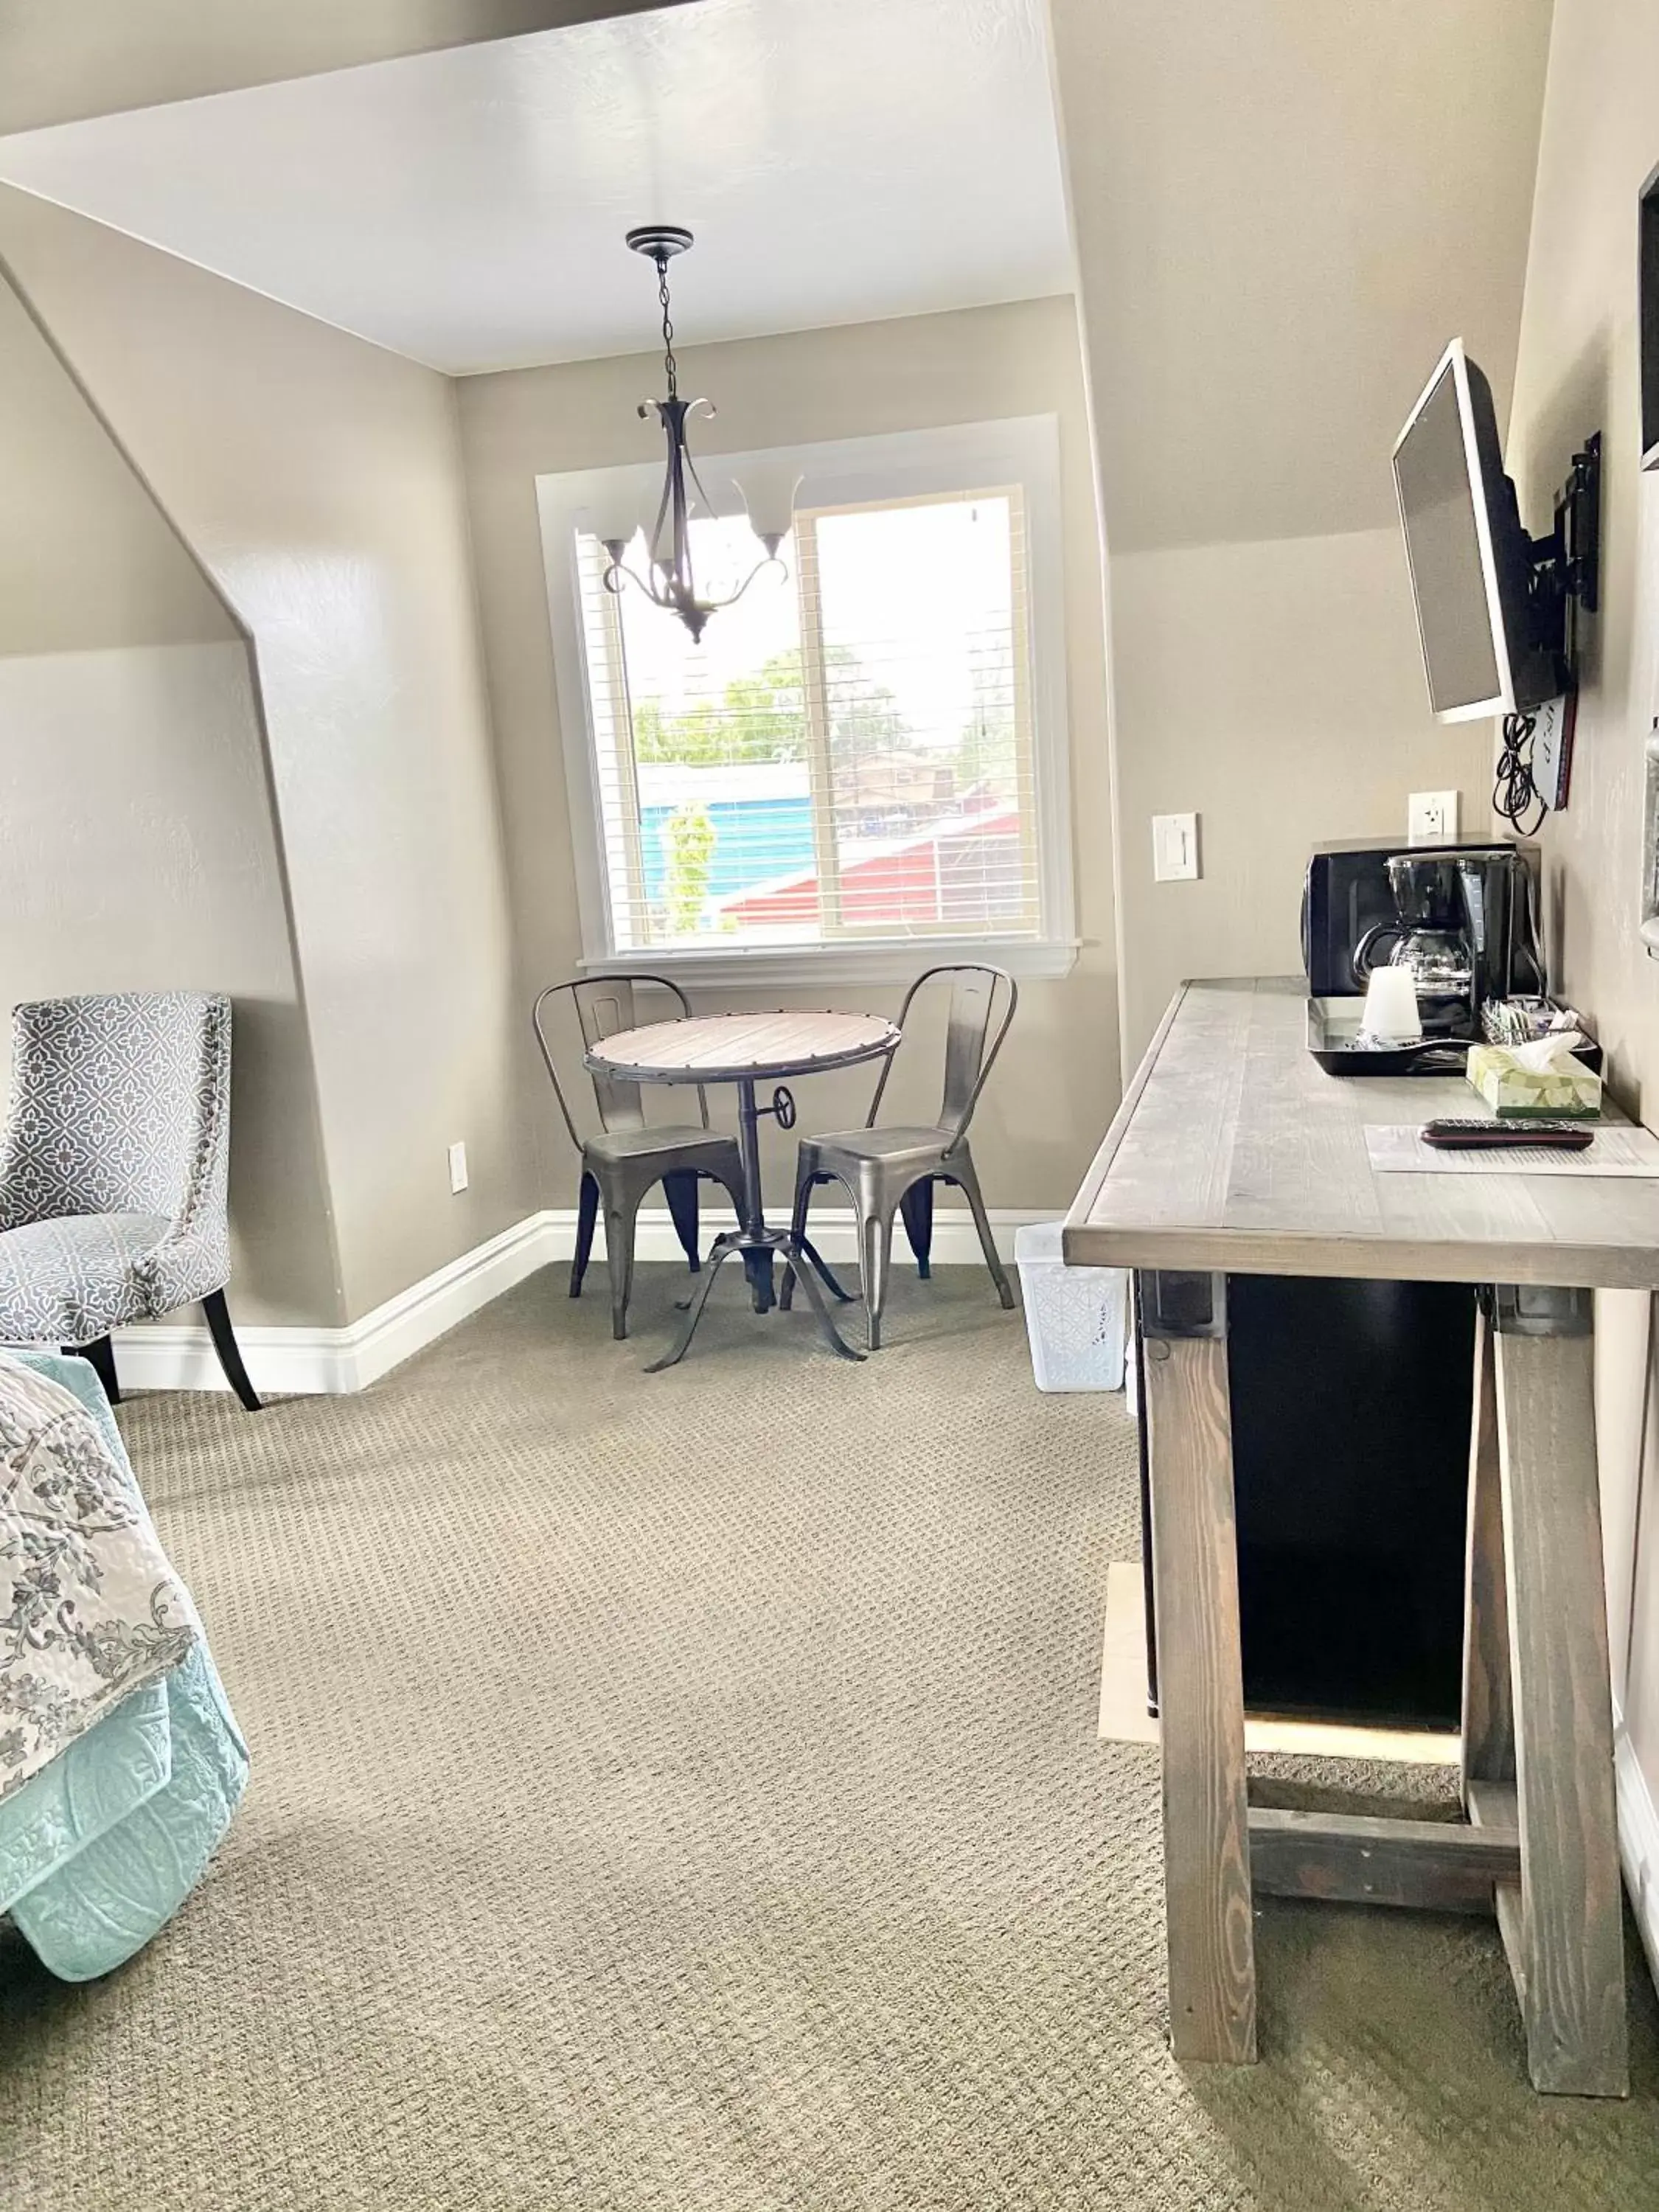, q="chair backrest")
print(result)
[532,975,709,1147]
[867,964,1018,1148]
[0,992,232,1234]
